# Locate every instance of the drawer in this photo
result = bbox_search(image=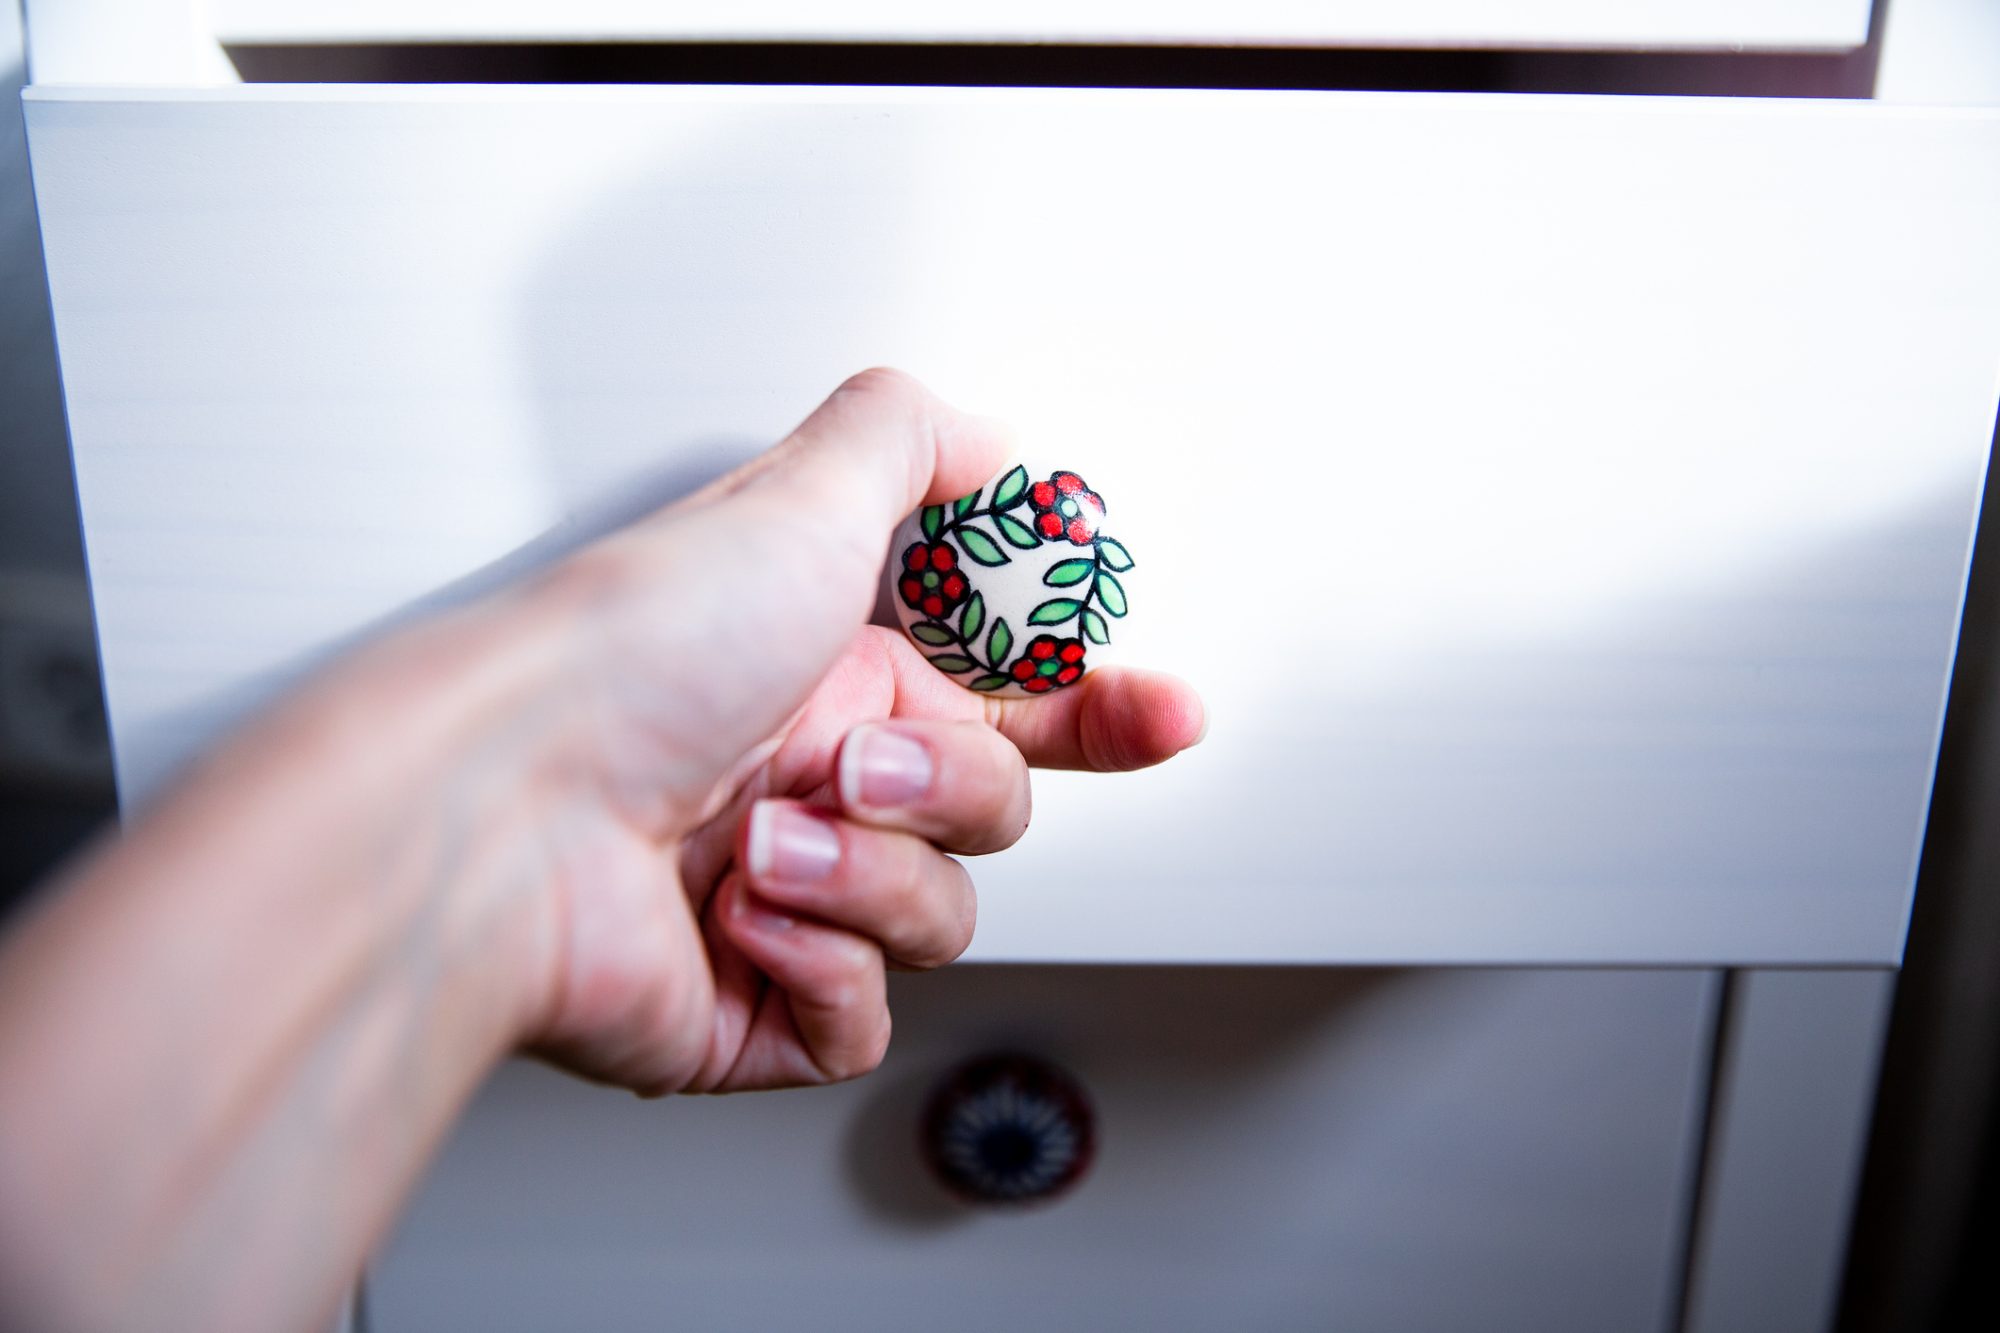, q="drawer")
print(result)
[25,80,2000,966]
[370,967,1716,1332]
[38,0,1880,68]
